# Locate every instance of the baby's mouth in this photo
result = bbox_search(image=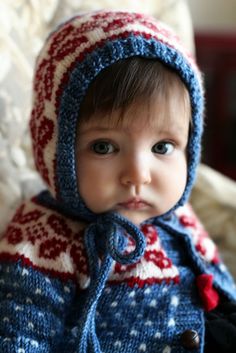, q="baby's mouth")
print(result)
[117,197,150,210]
